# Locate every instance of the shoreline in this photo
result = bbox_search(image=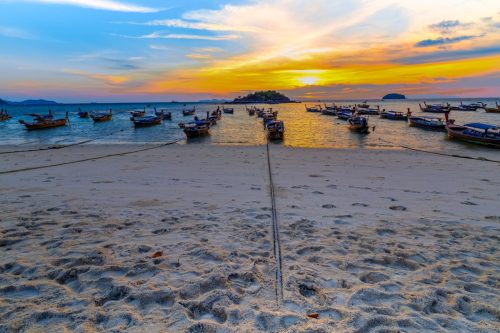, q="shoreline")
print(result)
[1,145,499,332]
